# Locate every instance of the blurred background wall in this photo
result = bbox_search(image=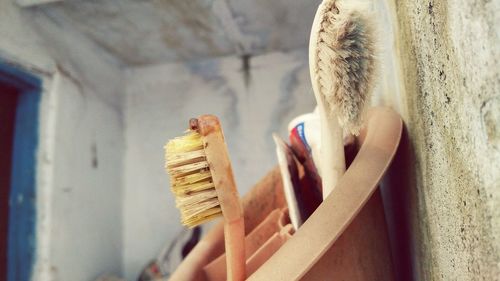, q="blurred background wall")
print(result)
[0,0,498,280]
[1,1,125,280]
[122,51,315,279]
